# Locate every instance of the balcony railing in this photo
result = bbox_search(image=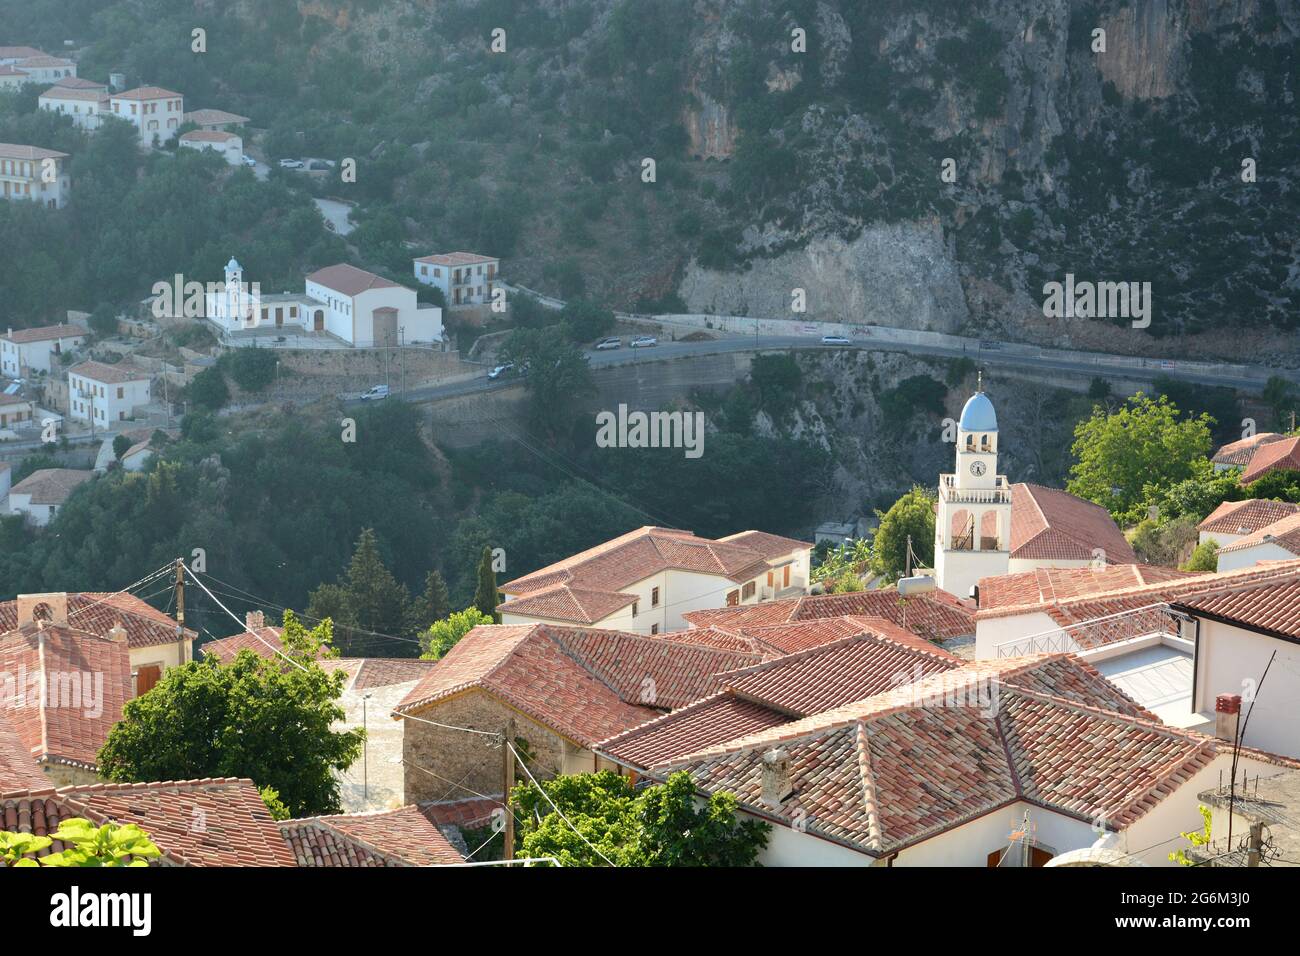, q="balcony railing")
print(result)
[939,473,1012,505]
[994,603,1183,658]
